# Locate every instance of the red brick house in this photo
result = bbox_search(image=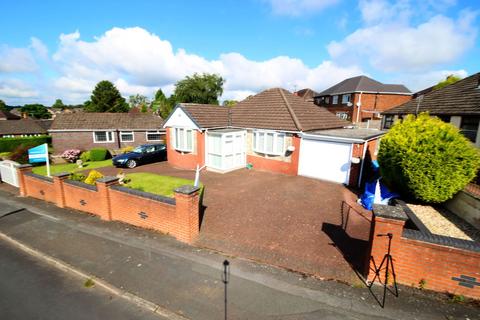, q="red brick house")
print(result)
[0,109,51,138]
[313,76,412,123]
[163,88,384,186]
[49,113,165,153]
